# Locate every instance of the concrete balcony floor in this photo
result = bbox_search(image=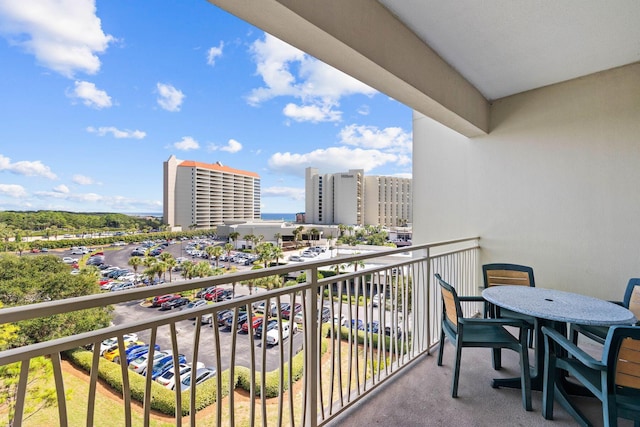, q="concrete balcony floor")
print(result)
[326,339,634,427]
